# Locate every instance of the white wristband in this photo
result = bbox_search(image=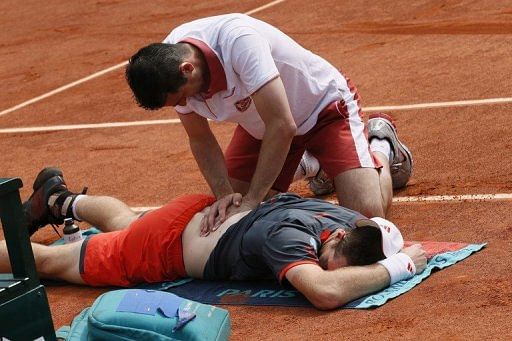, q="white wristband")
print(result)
[378,253,416,285]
